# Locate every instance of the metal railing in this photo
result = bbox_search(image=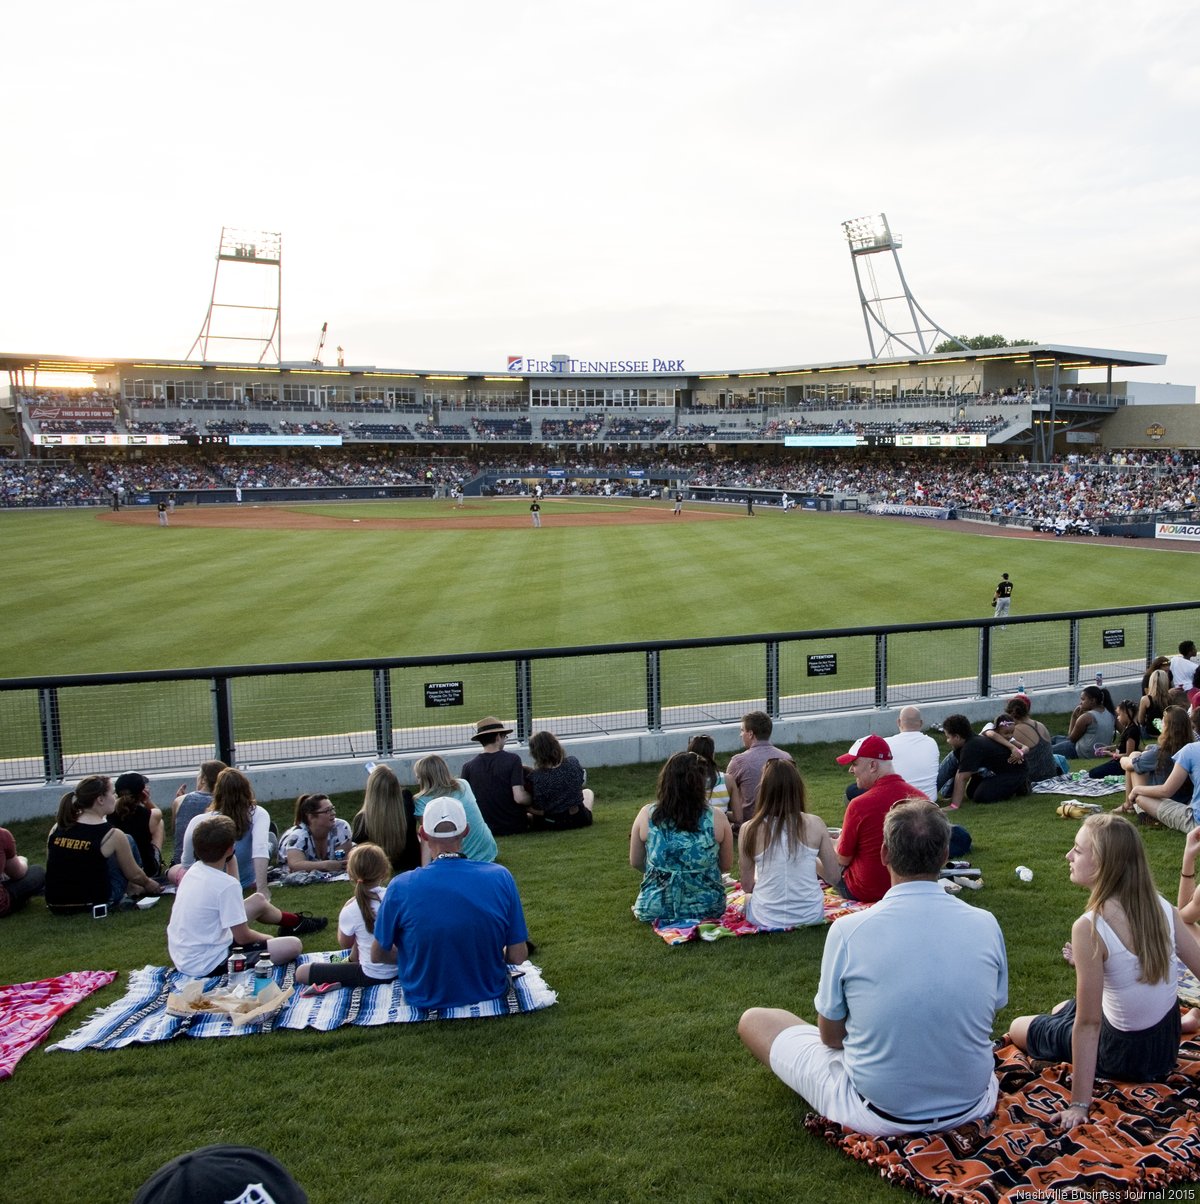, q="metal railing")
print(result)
[2,601,1197,787]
